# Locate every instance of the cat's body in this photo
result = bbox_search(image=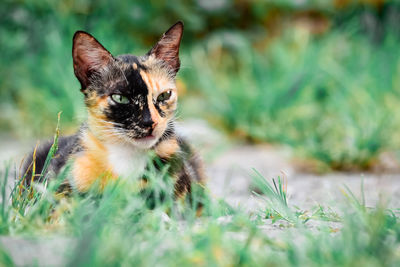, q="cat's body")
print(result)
[22,22,204,197]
